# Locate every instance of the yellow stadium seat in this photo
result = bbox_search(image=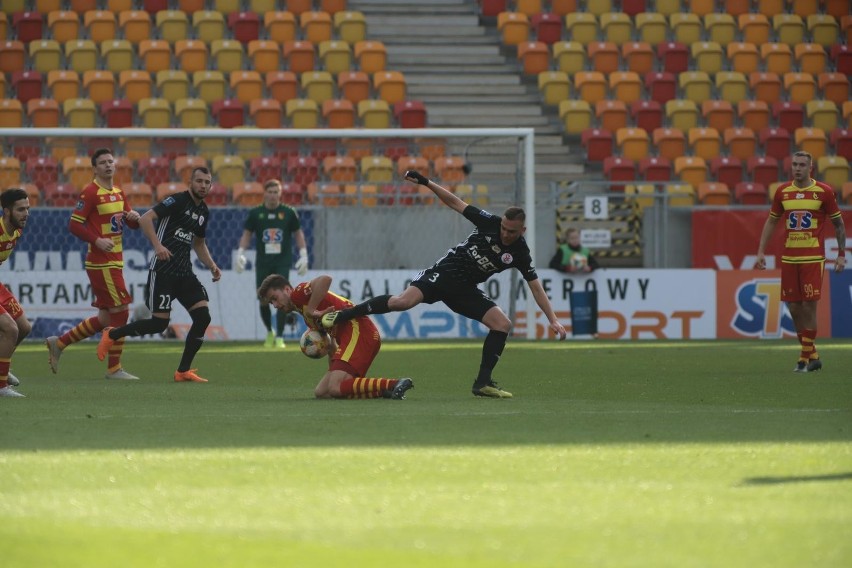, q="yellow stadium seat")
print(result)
[783,72,817,105]
[29,40,62,74]
[354,41,387,74]
[635,12,667,45]
[119,70,152,104]
[100,39,134,73]
[538,71,570,106]
[47,11,80,43]
[194,70,227,104]
[715,72,748,105]
[704,13,736,45]
[807,14,839,47]
[175,98,207,128]
[616,127,650,161]
[497,12,530,46]
[564,12,598,45]
[264,11,297,43]
[118,10,150,44]
[738,13,770,45]
[665,99,700,131]
[302,71,335,104]
[138,98,172,128]
[773,14,805,45]
[360,155,394,182]
[727,42,759,74]
[156,10,189,42]
[175,40,208,74]
[678,72,712,104]
[139,39,171,73]
[48,70,81,104]
[63,98,97,128]
[65,39,98,73]
[794,43,826,75]
[559,100,592,134]
[211,40,244,73]
[300,11,333,44]
[670,13,702,45]
[334,11,367,44]
[585,0,612,17]
[552,41,586,75]
[319,40,352,75]
[600,12,632,45]
[212,0,241,13]
[514,0,543,16]
[688,127,721,160]
[63,155,92,190]
[374,71,407,105]
[192,10,225,42]
[453,184,489,206]
[691,42,724,75]
[82,70,115,103]
[211,155,246,189]
[816,156,849,190]
[666,183,696,207]
[156,70,189,103]
[357,99,391,129]
[285,98,319,129]
[0,99,23,128]
[805,100,839,132]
